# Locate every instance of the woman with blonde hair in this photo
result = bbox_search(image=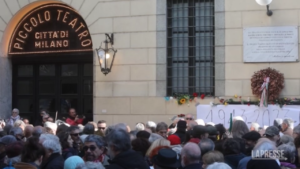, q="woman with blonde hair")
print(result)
[202,150,224,169]
[146,138,170,157]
